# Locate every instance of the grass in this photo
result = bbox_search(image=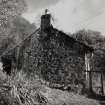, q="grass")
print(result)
[0,70,48,105]
[0,69,101,105]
